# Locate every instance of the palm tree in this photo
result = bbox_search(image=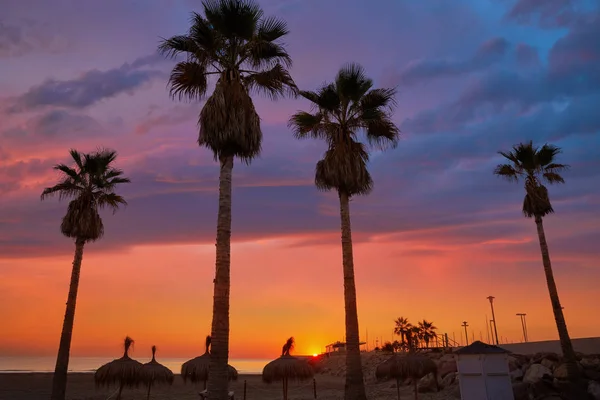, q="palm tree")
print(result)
[289,63,399,400]
[158,2,295,399]
[42,149,130,400]
[409,326,421,350]
[393,317,412,351]
[417,320,437,348]
[494,141,580,383]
